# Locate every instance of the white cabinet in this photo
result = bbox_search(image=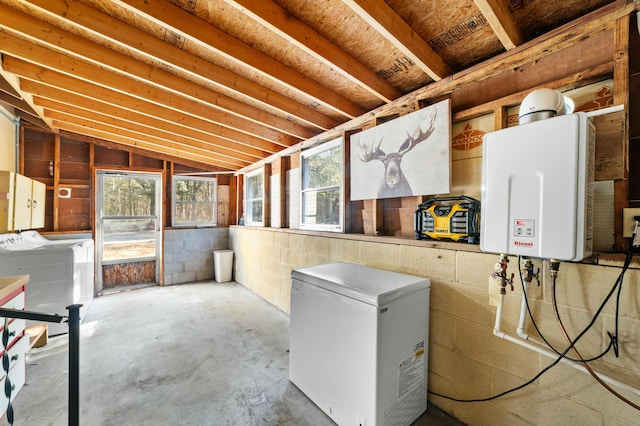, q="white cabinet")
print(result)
[0,172,15,233]
[0,171,46,232]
